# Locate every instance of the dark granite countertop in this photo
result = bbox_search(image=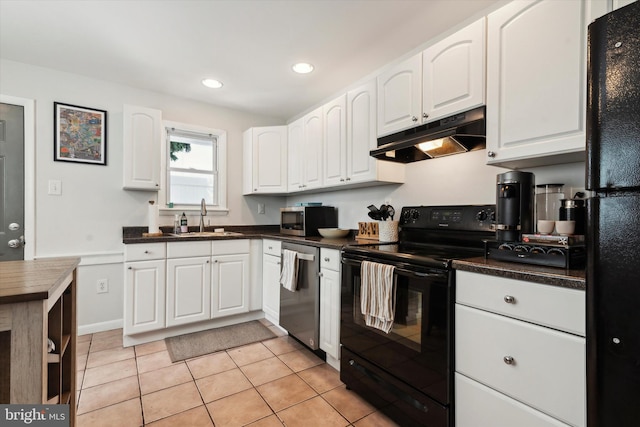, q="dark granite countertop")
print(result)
[453,257,585,290]
[122,225,361,250]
